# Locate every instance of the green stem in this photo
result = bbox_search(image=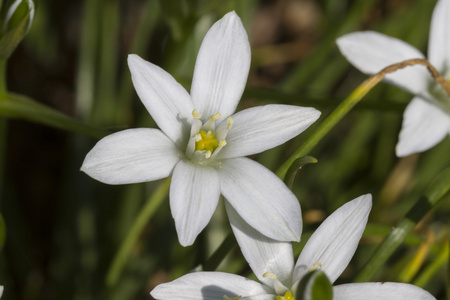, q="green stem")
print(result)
[355,168,450,282]
[0,60,7,100]
[448,237,450,300]
[0,59,7,205]
[203,232,236,271]
[76,0,99,120]
[105,178,170,287]
[276,76,377,179]
[412,239,448,288]
[92,0,119,125]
